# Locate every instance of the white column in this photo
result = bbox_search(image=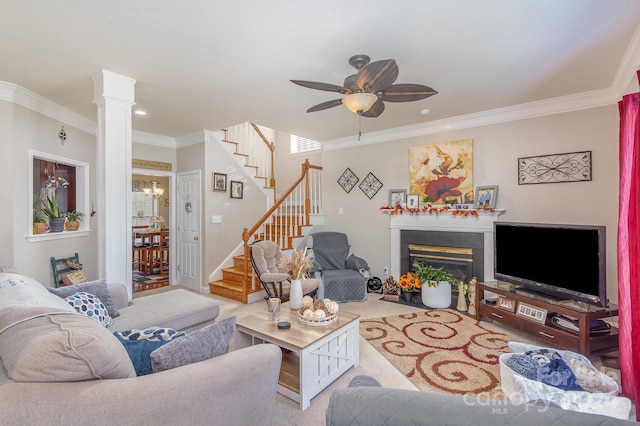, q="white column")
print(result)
[92,70,136,299]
